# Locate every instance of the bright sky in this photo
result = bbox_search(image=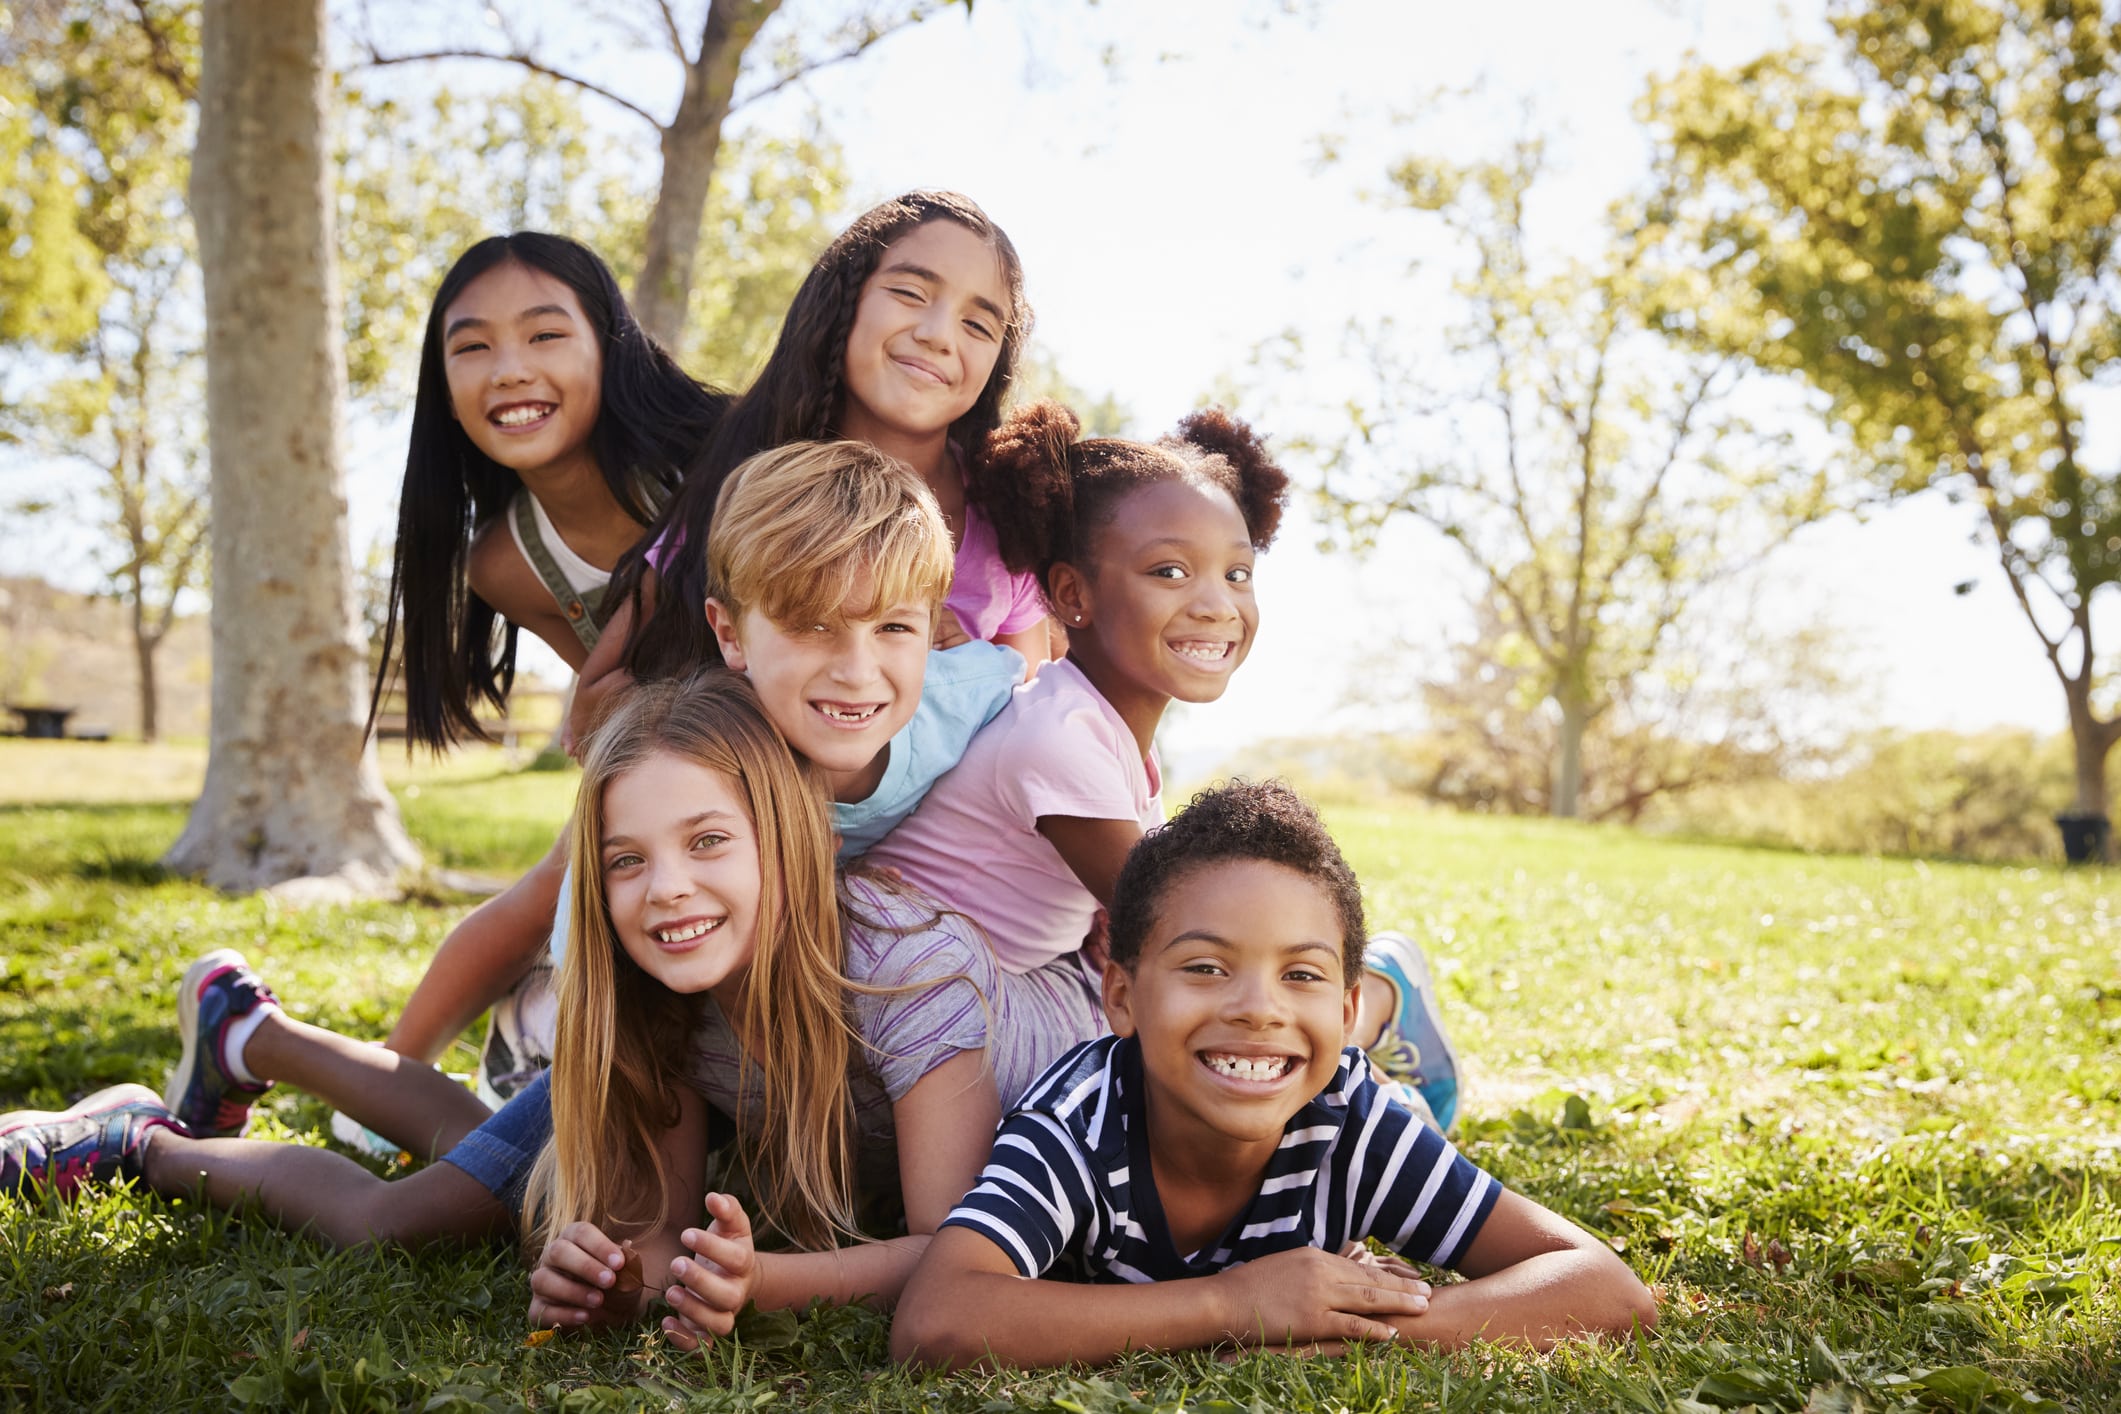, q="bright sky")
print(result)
[11,0,2110,766]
